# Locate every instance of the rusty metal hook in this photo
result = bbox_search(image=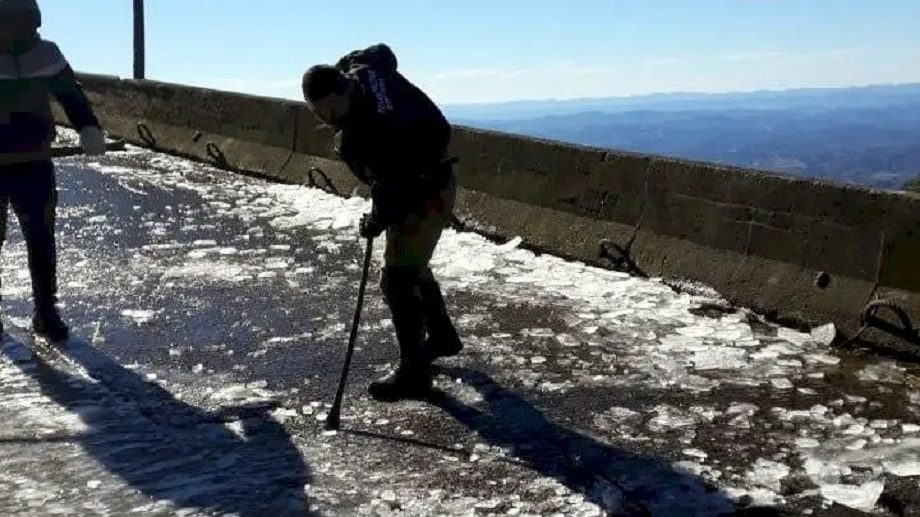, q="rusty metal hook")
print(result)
[307,166,340,196]
[136,122,156,148]
[599,239,647,278]
[860,299,919,344]
[205,142,228,167]
[842,299,920,347]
